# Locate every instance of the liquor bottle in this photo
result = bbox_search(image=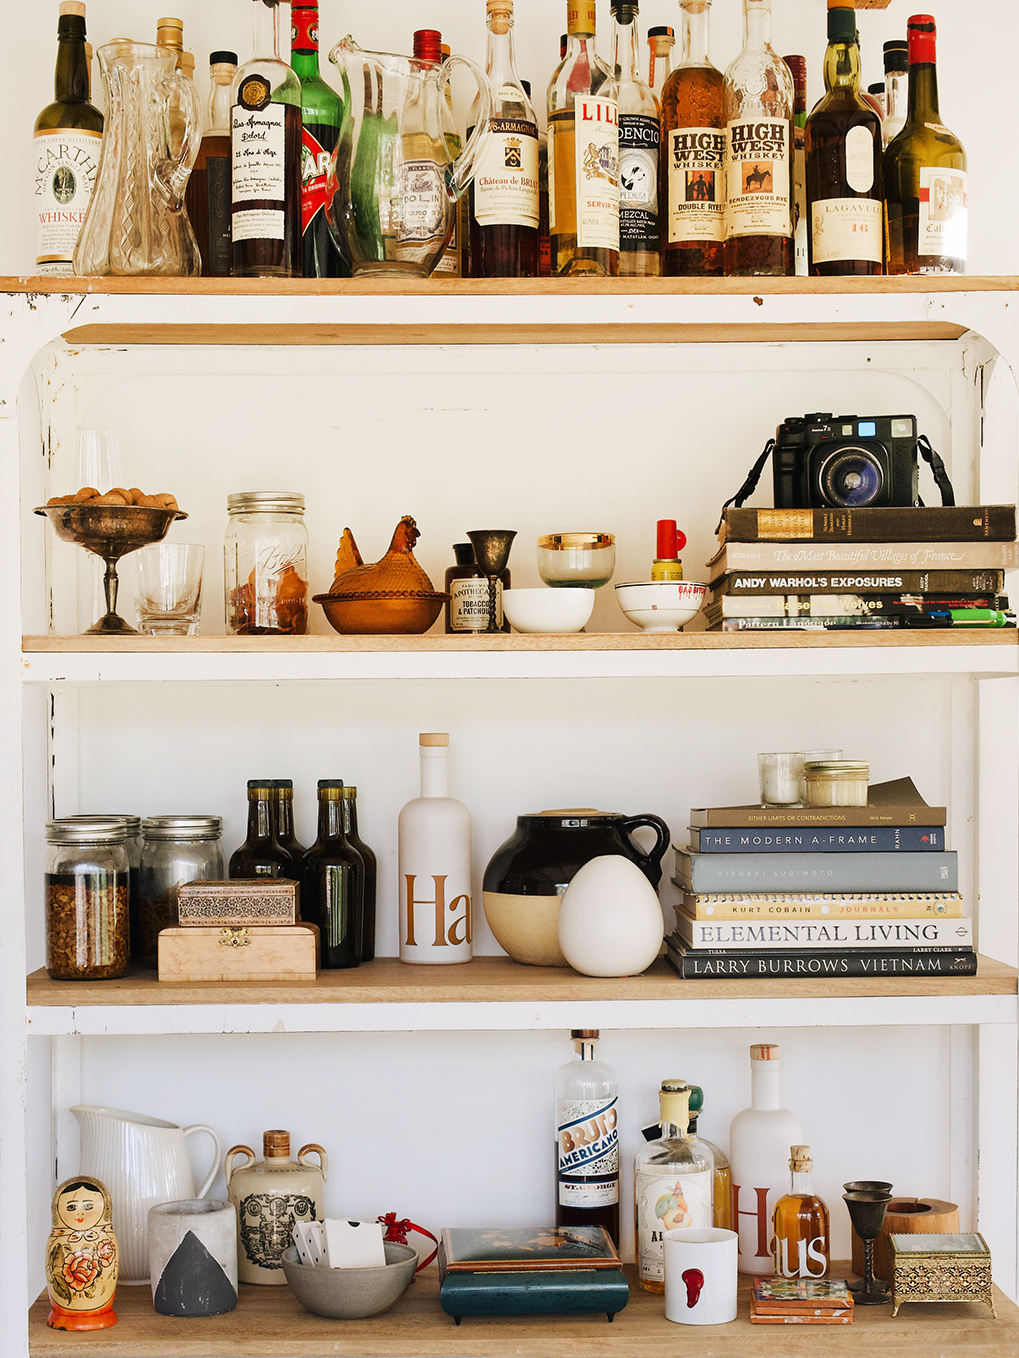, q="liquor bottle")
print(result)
[341,787,377,962]
[647,25,674,103]
[522,80,552,277]
[34,1,103,276]
[413,33,463,279]
[884,16,966,275]
[156,17,196,160]
[651,520,685,581]
[661,0,724,278]
[547,0,620,277]
[805,1,883,277]
[229,781,297,879]
[611,1,661,277]
[881,39,908,146]
[634,1081,712,1293]
[722,0,795,276]
[867,82,885,120]
[292,1,343,278]
[445,543,510,633]
[231,0,302,278]
[185,52,237,278]
[773,1144,830,1279]
[301,781,363,969]
[686,1083,732,1230]
[467,0,540,279]
[270,780,307,865]
[554,1030,620,1245]
[398,734,472,964]
[729,1043,803,1275]
[785,54,808,275]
